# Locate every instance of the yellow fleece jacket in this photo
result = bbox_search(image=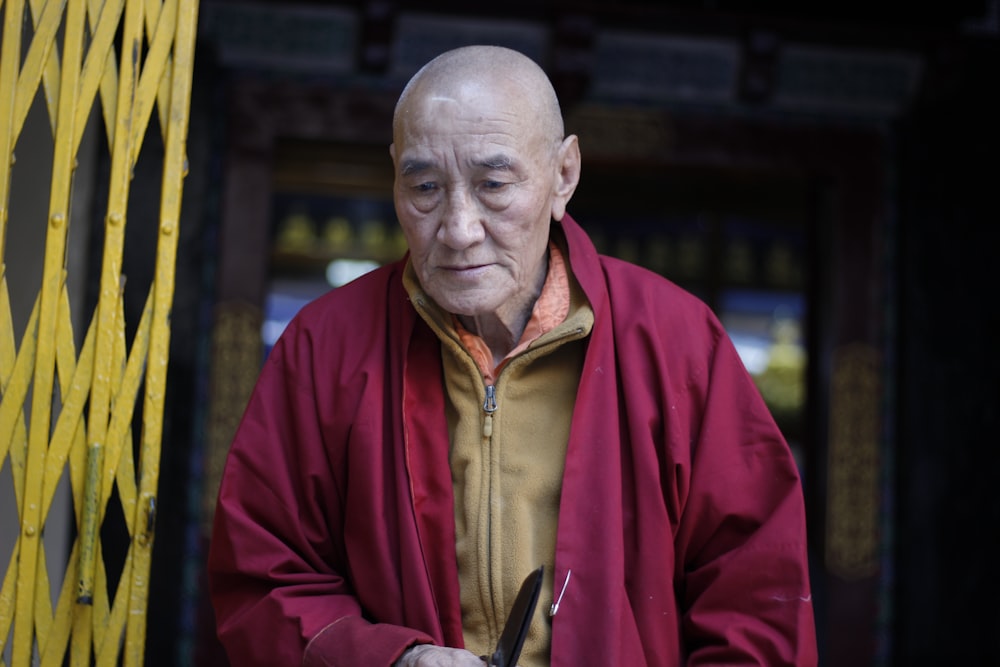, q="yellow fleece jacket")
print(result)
[404,250,594,666]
